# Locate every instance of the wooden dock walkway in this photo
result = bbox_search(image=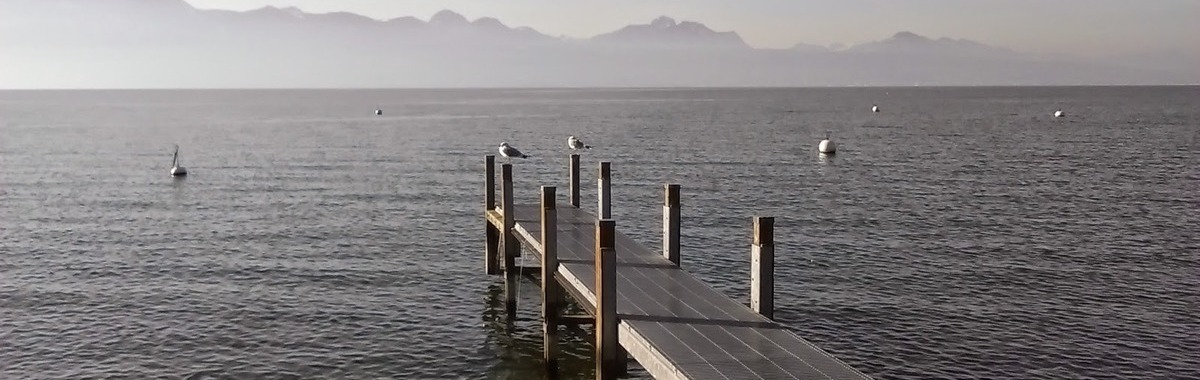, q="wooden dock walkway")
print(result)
[483,155,872,380]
